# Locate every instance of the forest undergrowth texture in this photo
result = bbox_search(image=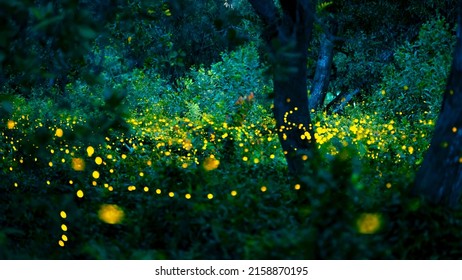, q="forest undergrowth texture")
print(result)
[1,6,462,259]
